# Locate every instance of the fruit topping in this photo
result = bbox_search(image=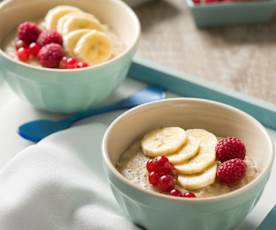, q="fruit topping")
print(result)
[15,40,28,50]
[37,30,63,46]
[16,47,30,62]
[216,137,246,162]
[141,127,187,157]
[29,42,41,57]
[38,43,64,68]
[216,158,247,186]
[148,172,160,186]
[182,192,196,198]
[17,22,42,43]
[169,189,183,197]
[157,175,175,192]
